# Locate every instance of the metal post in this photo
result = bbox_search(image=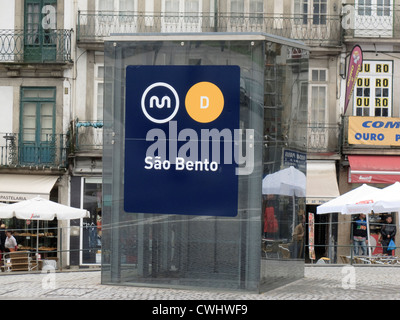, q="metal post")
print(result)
[350,217,354,265]
[366,213,372,257]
